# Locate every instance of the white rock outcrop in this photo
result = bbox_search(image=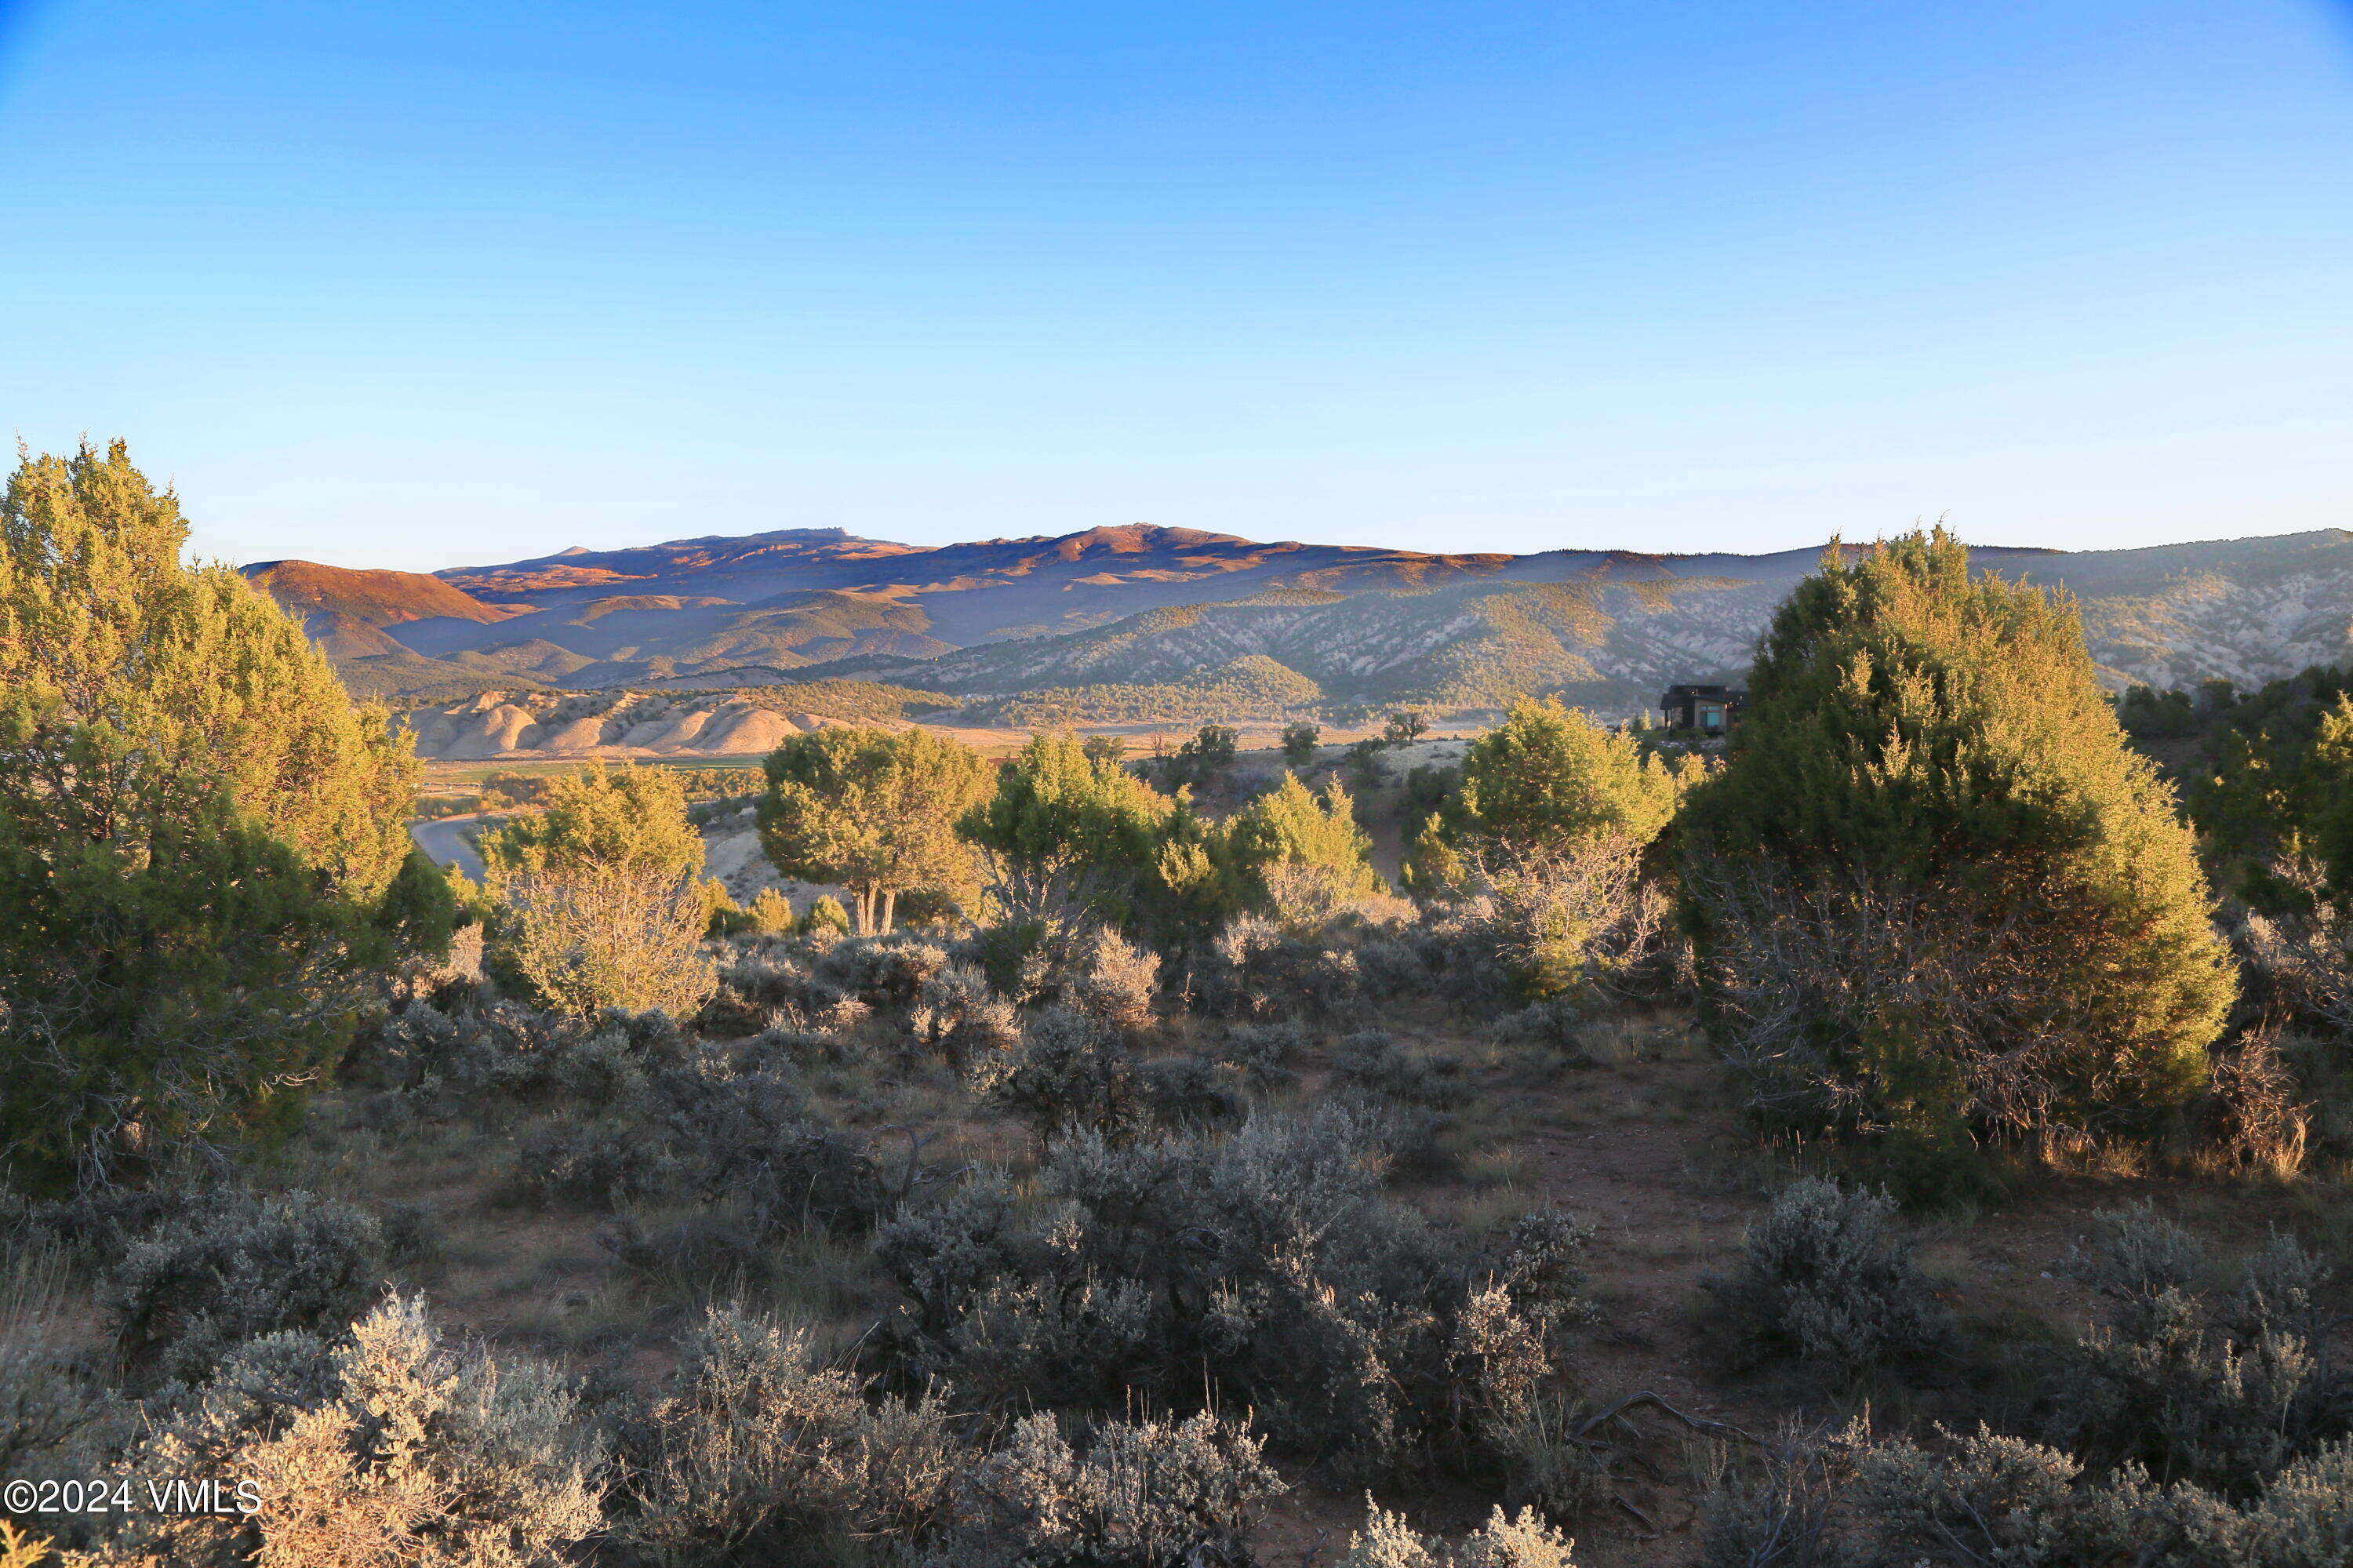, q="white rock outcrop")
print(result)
[396,690,882,761]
